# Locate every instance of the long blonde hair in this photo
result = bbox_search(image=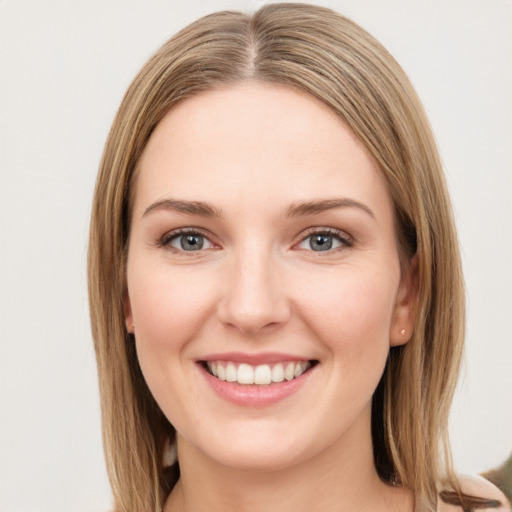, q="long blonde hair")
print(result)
[88,4,466,511]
